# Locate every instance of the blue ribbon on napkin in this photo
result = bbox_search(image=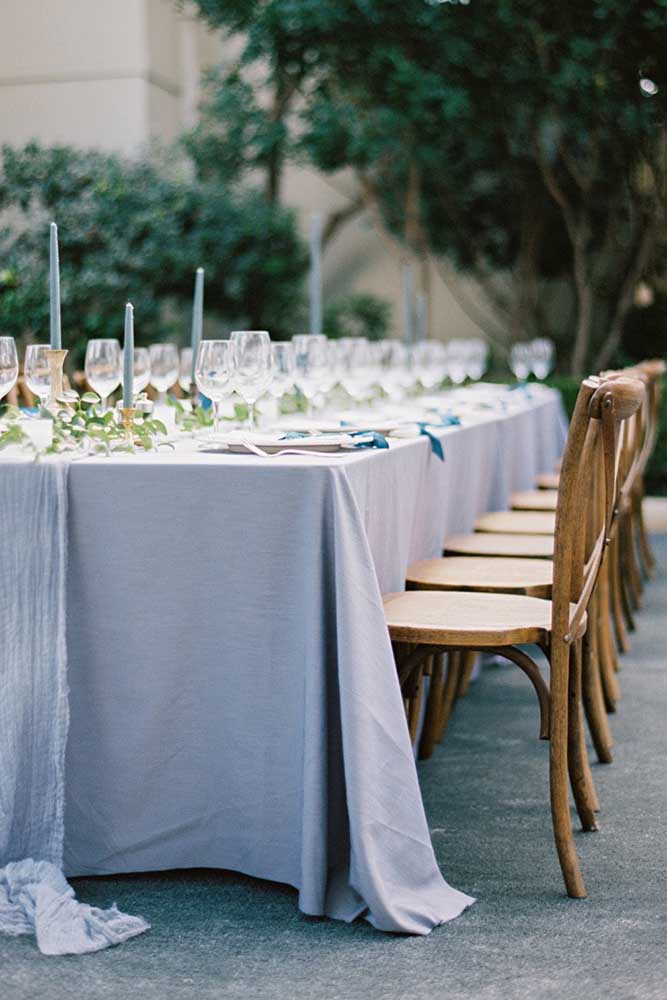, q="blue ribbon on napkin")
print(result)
[348,430,389,450]
[417,414,461,462]
[280,431,310,440]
